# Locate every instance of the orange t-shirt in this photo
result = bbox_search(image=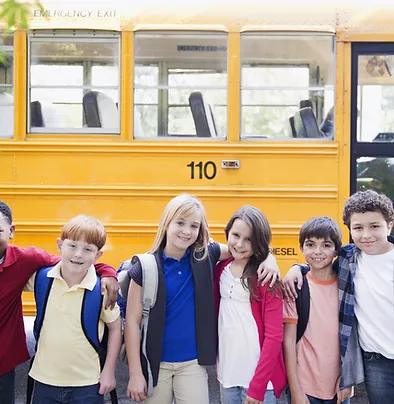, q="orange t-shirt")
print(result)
[283,272,340,400]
